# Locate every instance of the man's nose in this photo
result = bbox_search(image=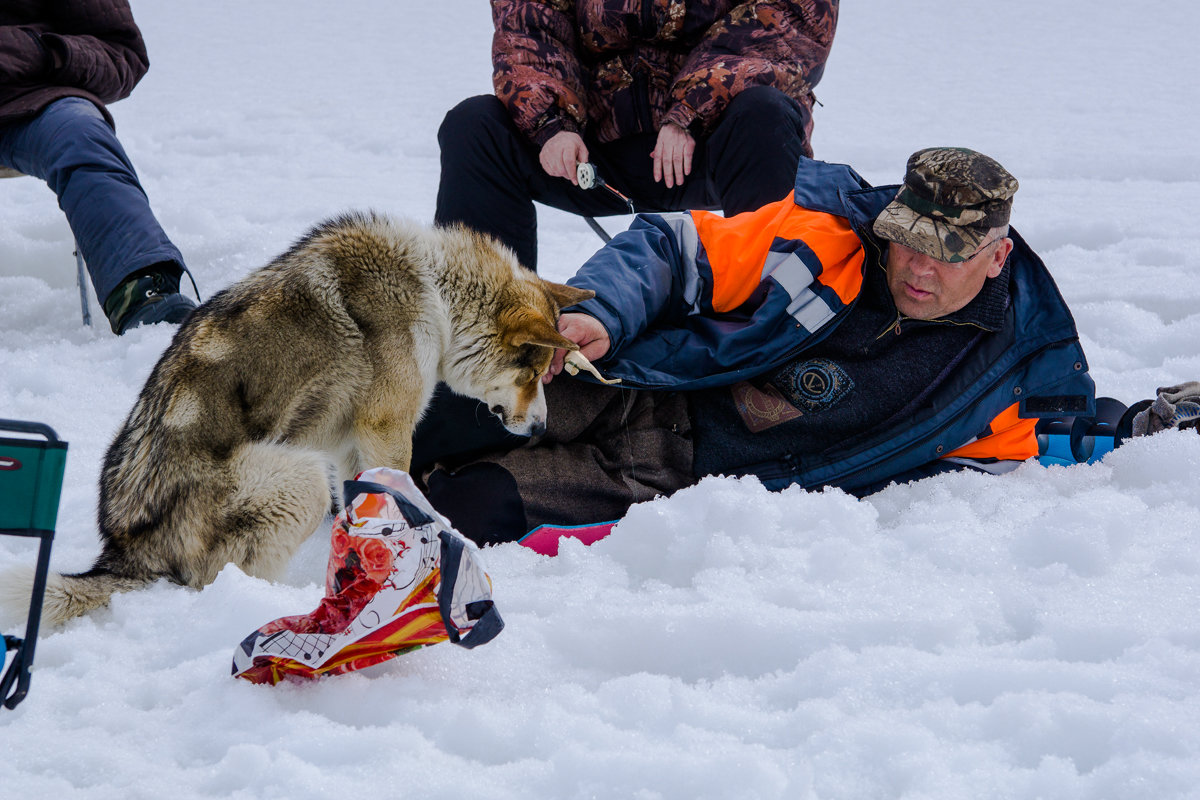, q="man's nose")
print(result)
[907,252,940,275]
